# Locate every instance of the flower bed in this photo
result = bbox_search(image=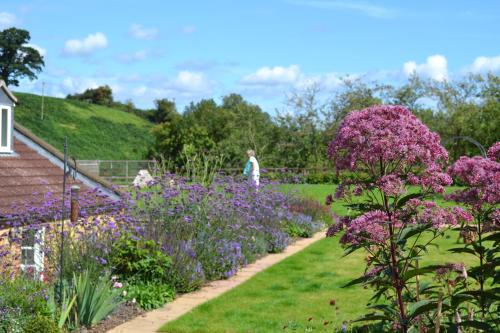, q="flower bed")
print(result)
[0,175,332,332]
